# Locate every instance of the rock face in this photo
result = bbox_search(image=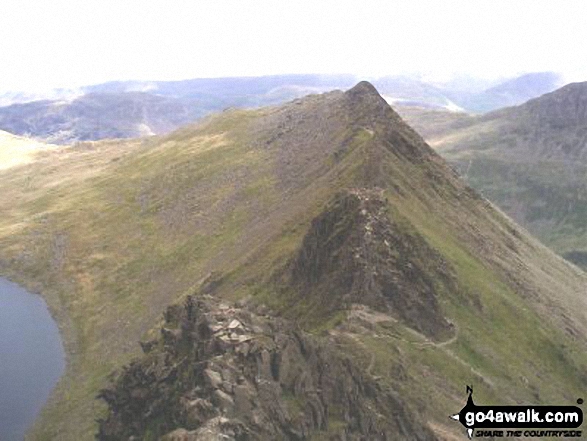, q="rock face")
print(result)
[97,296,437,440]
[289,189,455,339]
